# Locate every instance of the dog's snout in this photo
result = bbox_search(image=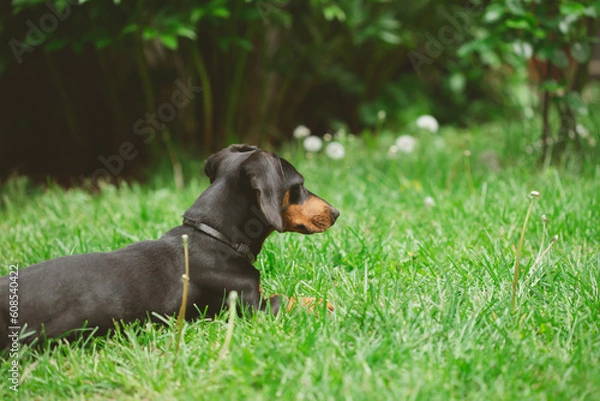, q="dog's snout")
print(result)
[331,207,340,222]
